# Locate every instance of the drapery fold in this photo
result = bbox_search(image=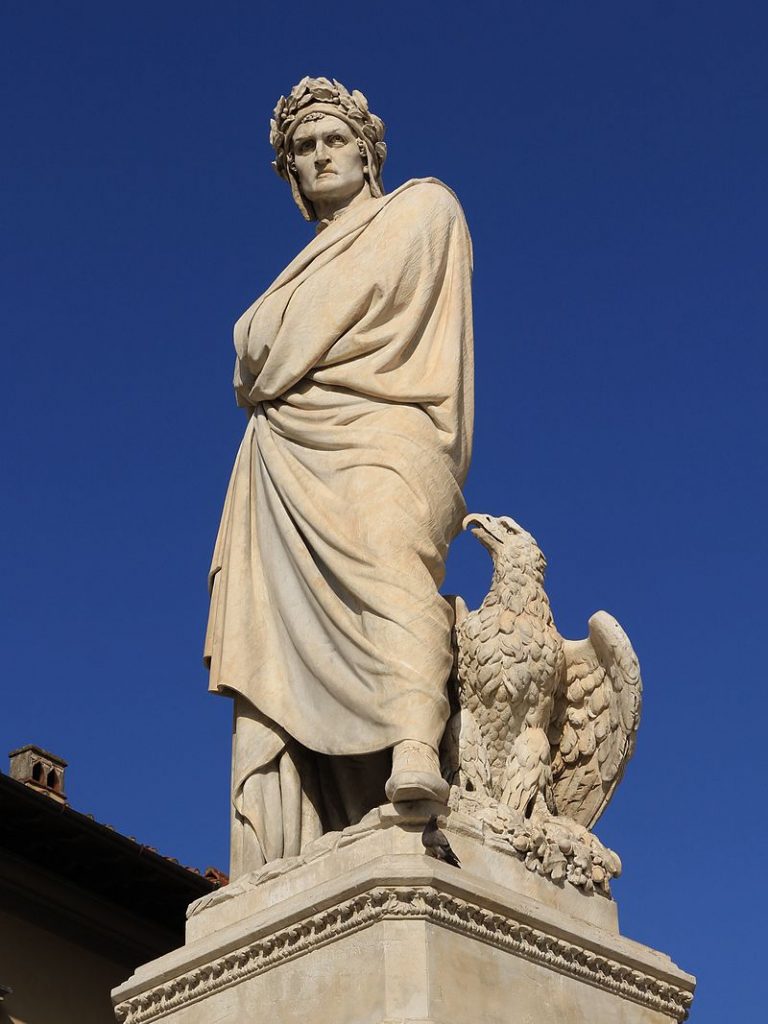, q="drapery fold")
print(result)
[205,178,474,760]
